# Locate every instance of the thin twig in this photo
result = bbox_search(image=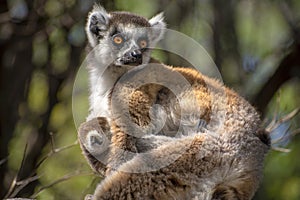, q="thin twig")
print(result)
[268,107,300,152]
[291,128,300,137]
[271,146,291,153]
[51,140,78,154]
[35,140,78,170]
[265,92,281,131]
[5,143,28,198]
[31,170,93,198]
[4,176,17,199]
[8,175,41,198]
[0,157,8,166]
[278,108,300,124]
[266,108,300,132]
[271,124,291,144]
[271,127,300,145]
